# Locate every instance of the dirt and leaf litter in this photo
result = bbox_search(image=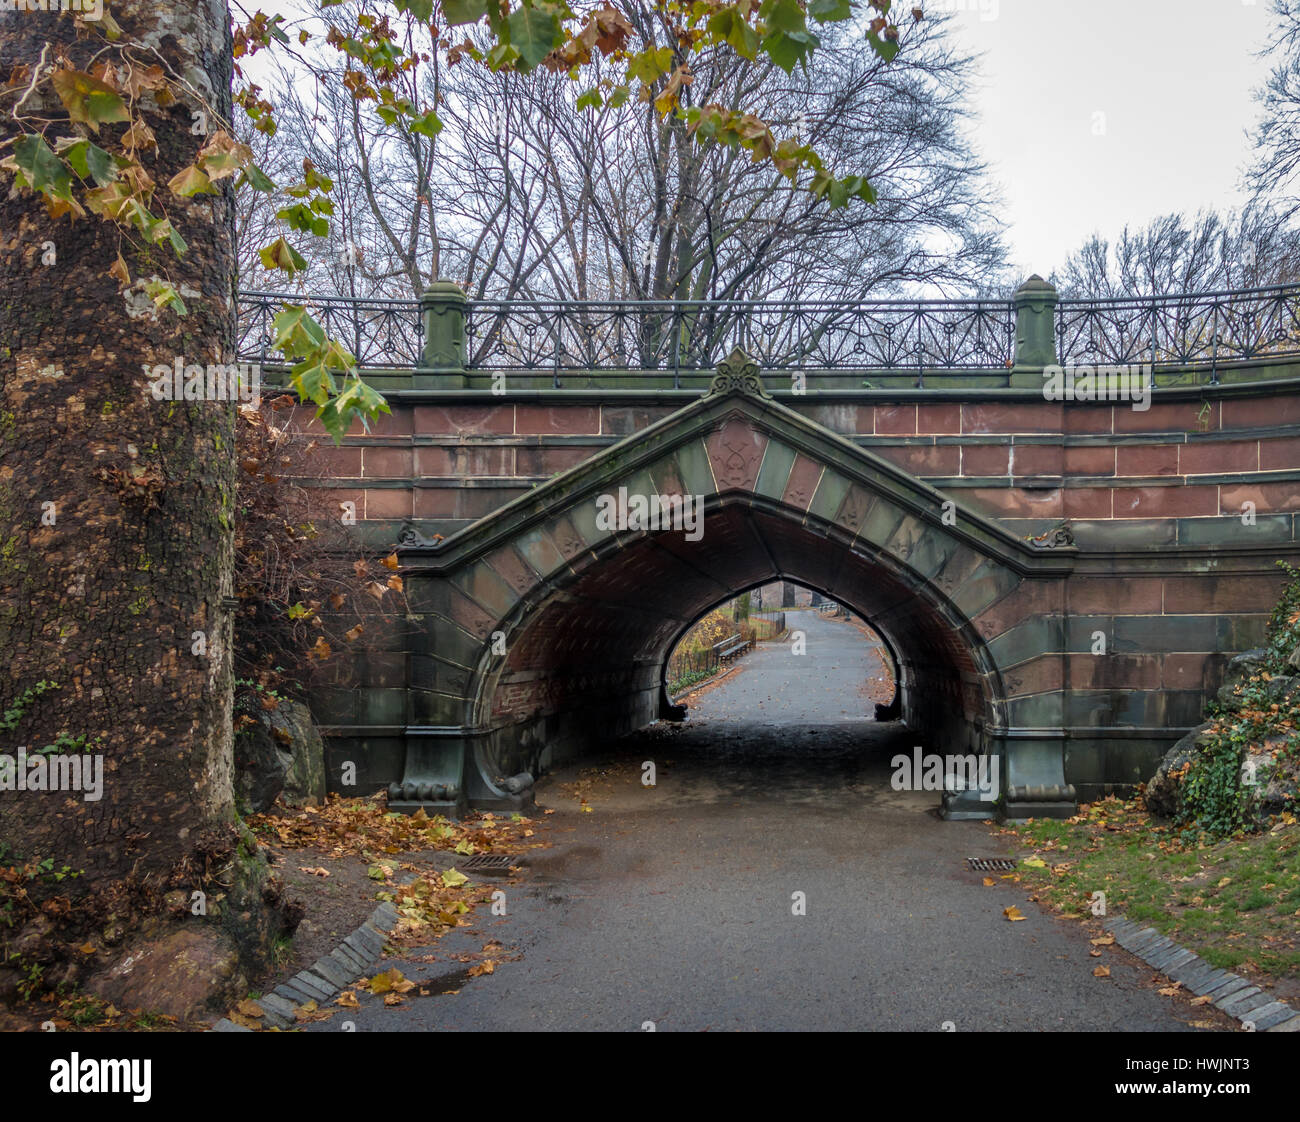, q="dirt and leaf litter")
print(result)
[220,793,549,1028]
[987,797,1291,1029]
